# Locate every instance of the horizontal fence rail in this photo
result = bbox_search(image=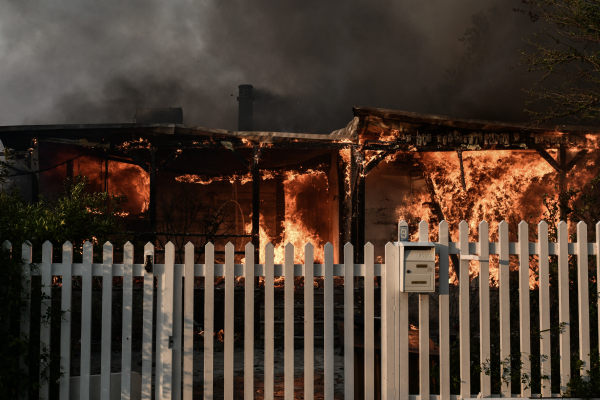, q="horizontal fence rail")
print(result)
[12,219,600,399]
